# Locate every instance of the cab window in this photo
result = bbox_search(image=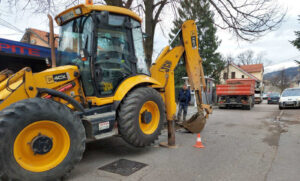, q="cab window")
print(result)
[57,16,95,96]
[131,20,149,75]
[95,14,134,96]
